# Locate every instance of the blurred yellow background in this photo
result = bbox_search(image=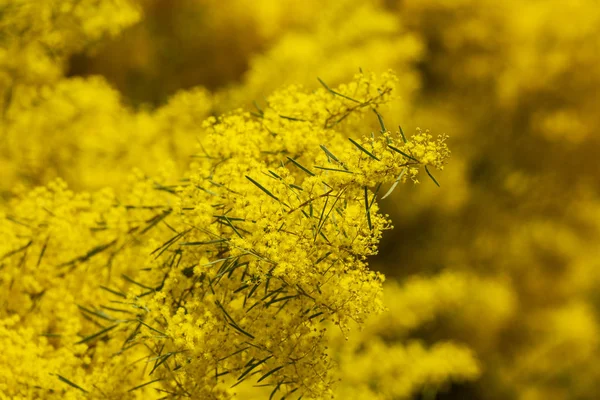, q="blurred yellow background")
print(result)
[1,0,599,399]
